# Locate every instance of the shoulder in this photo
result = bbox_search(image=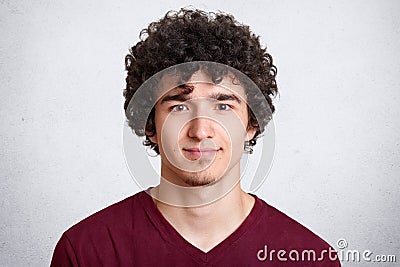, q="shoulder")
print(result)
[252,194,335,250]
[51,190,150,266]
[248,195,341,265]
[63,190,148,241]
